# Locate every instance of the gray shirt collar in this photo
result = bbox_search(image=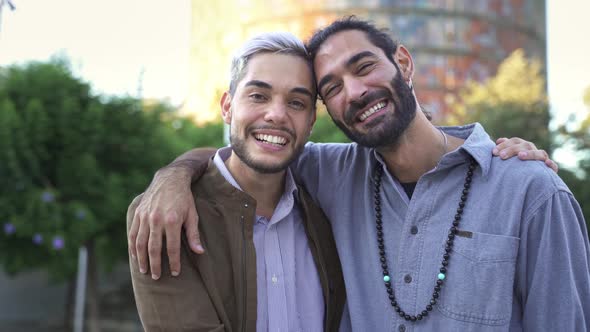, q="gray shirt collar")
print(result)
[372,123,494,179]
